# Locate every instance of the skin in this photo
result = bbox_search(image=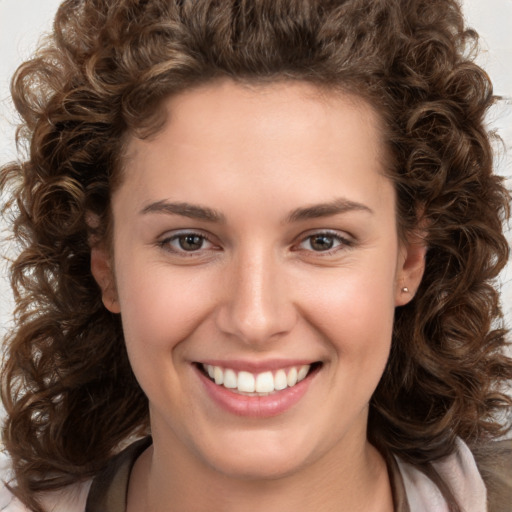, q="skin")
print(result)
[92,80,426,511]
